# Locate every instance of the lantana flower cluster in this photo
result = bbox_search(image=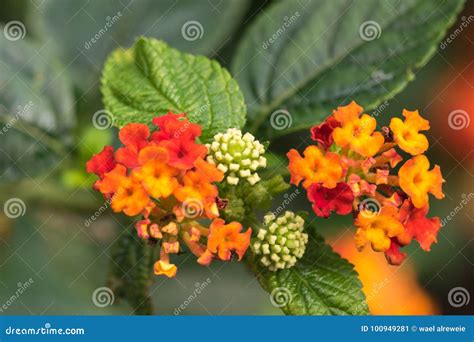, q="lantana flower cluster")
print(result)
[287,101,445,264]
[86,113,252,277]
